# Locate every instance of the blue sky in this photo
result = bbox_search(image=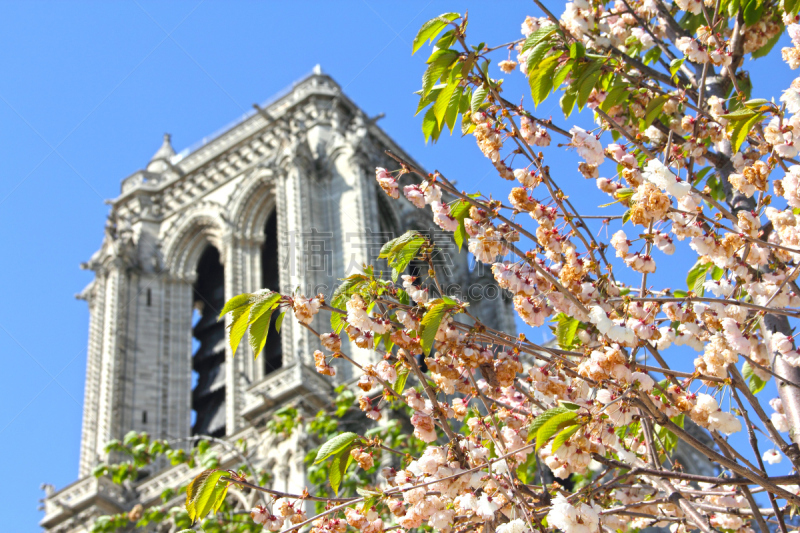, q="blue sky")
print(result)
[1,2,798,531]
